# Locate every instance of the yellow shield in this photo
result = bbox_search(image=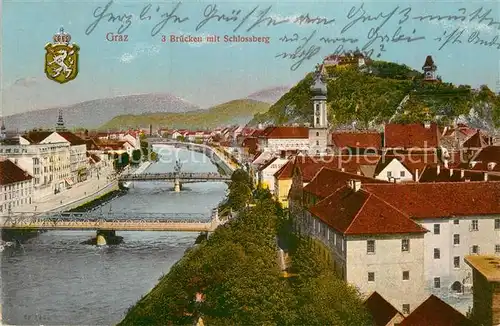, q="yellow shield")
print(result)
[44,43,79,84]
